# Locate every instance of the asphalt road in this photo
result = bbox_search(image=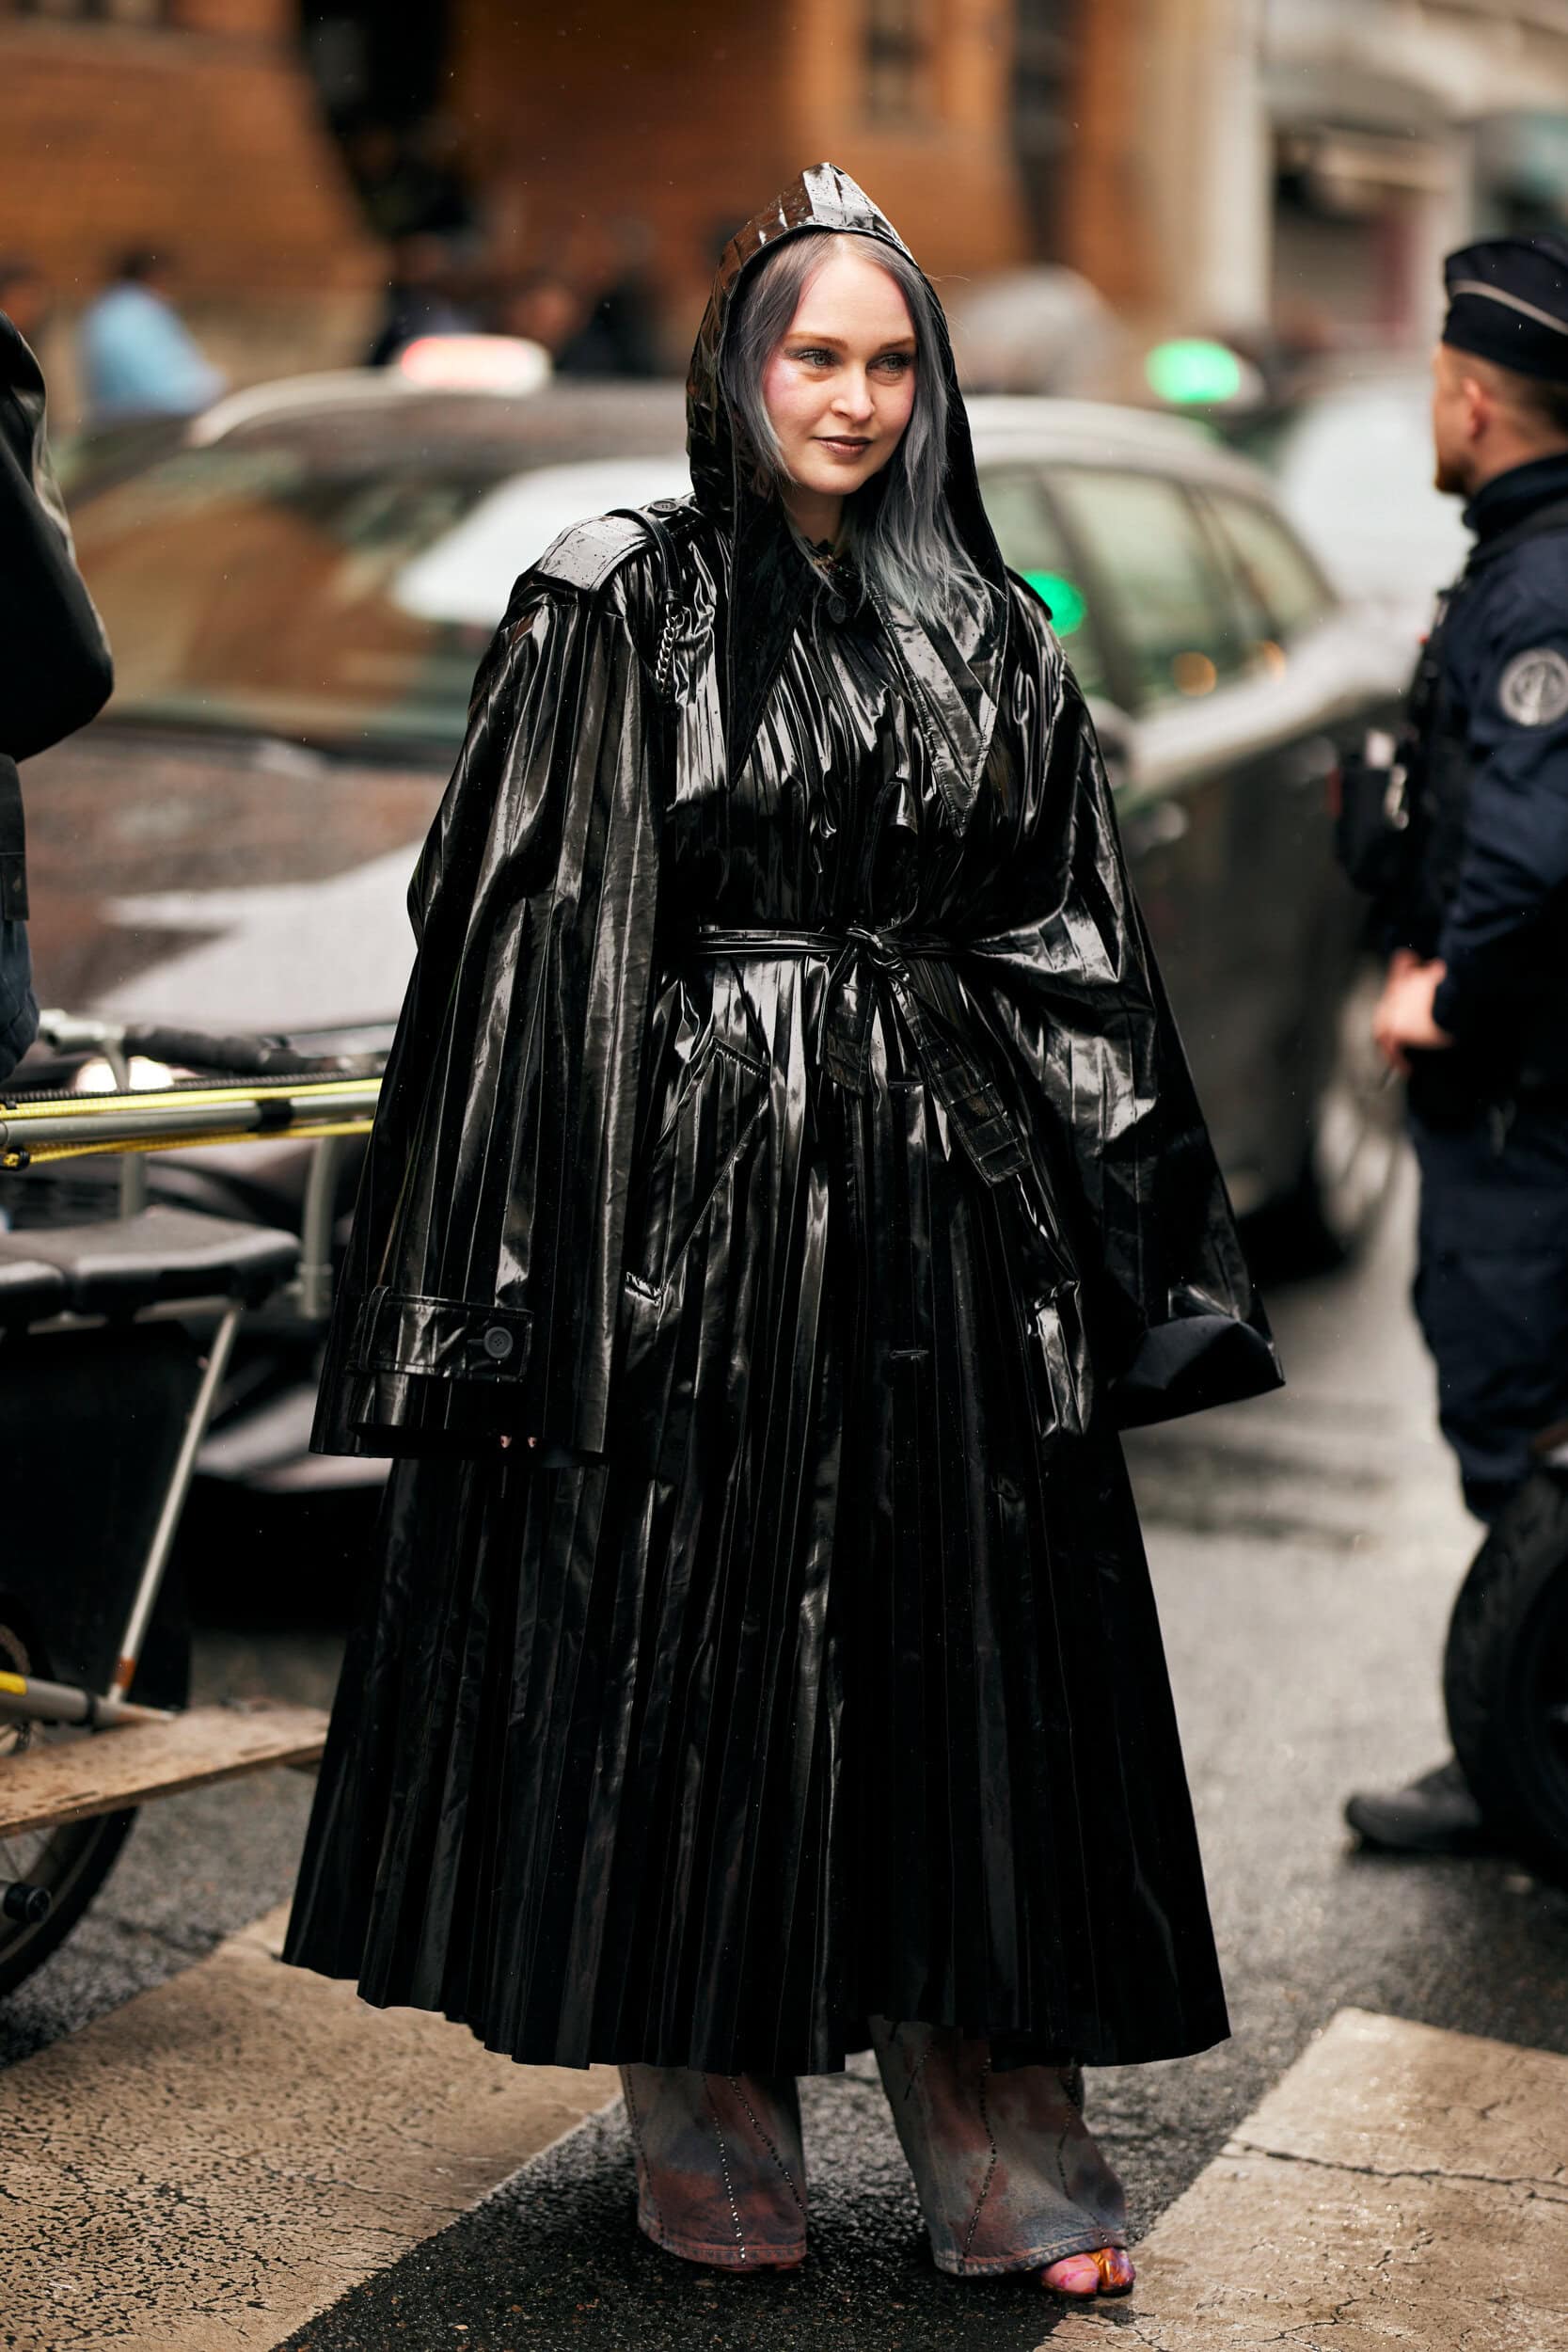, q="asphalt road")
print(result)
[8,1157,1568,2352]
